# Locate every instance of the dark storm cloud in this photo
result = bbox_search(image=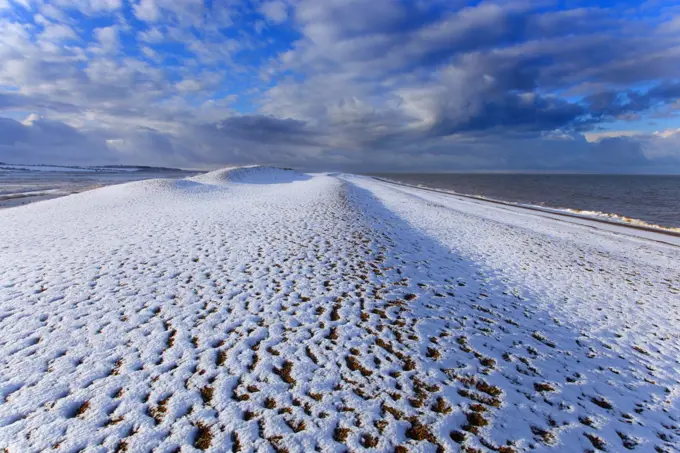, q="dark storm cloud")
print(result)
[212,115,320,145]
[583,82,680,119]
[0,116,115,165]
[427,92,587,137]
